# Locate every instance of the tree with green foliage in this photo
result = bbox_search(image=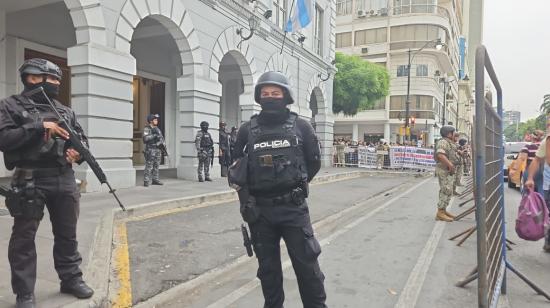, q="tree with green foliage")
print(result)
[333,52,389,116]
